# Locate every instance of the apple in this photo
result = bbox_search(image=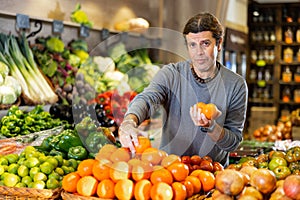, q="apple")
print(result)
[273,166,291,180]
[268,157,287,171]
[283,174,300,200]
